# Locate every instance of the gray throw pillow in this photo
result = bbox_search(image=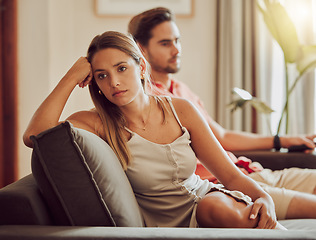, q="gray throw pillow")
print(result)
[31,121,144,227]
